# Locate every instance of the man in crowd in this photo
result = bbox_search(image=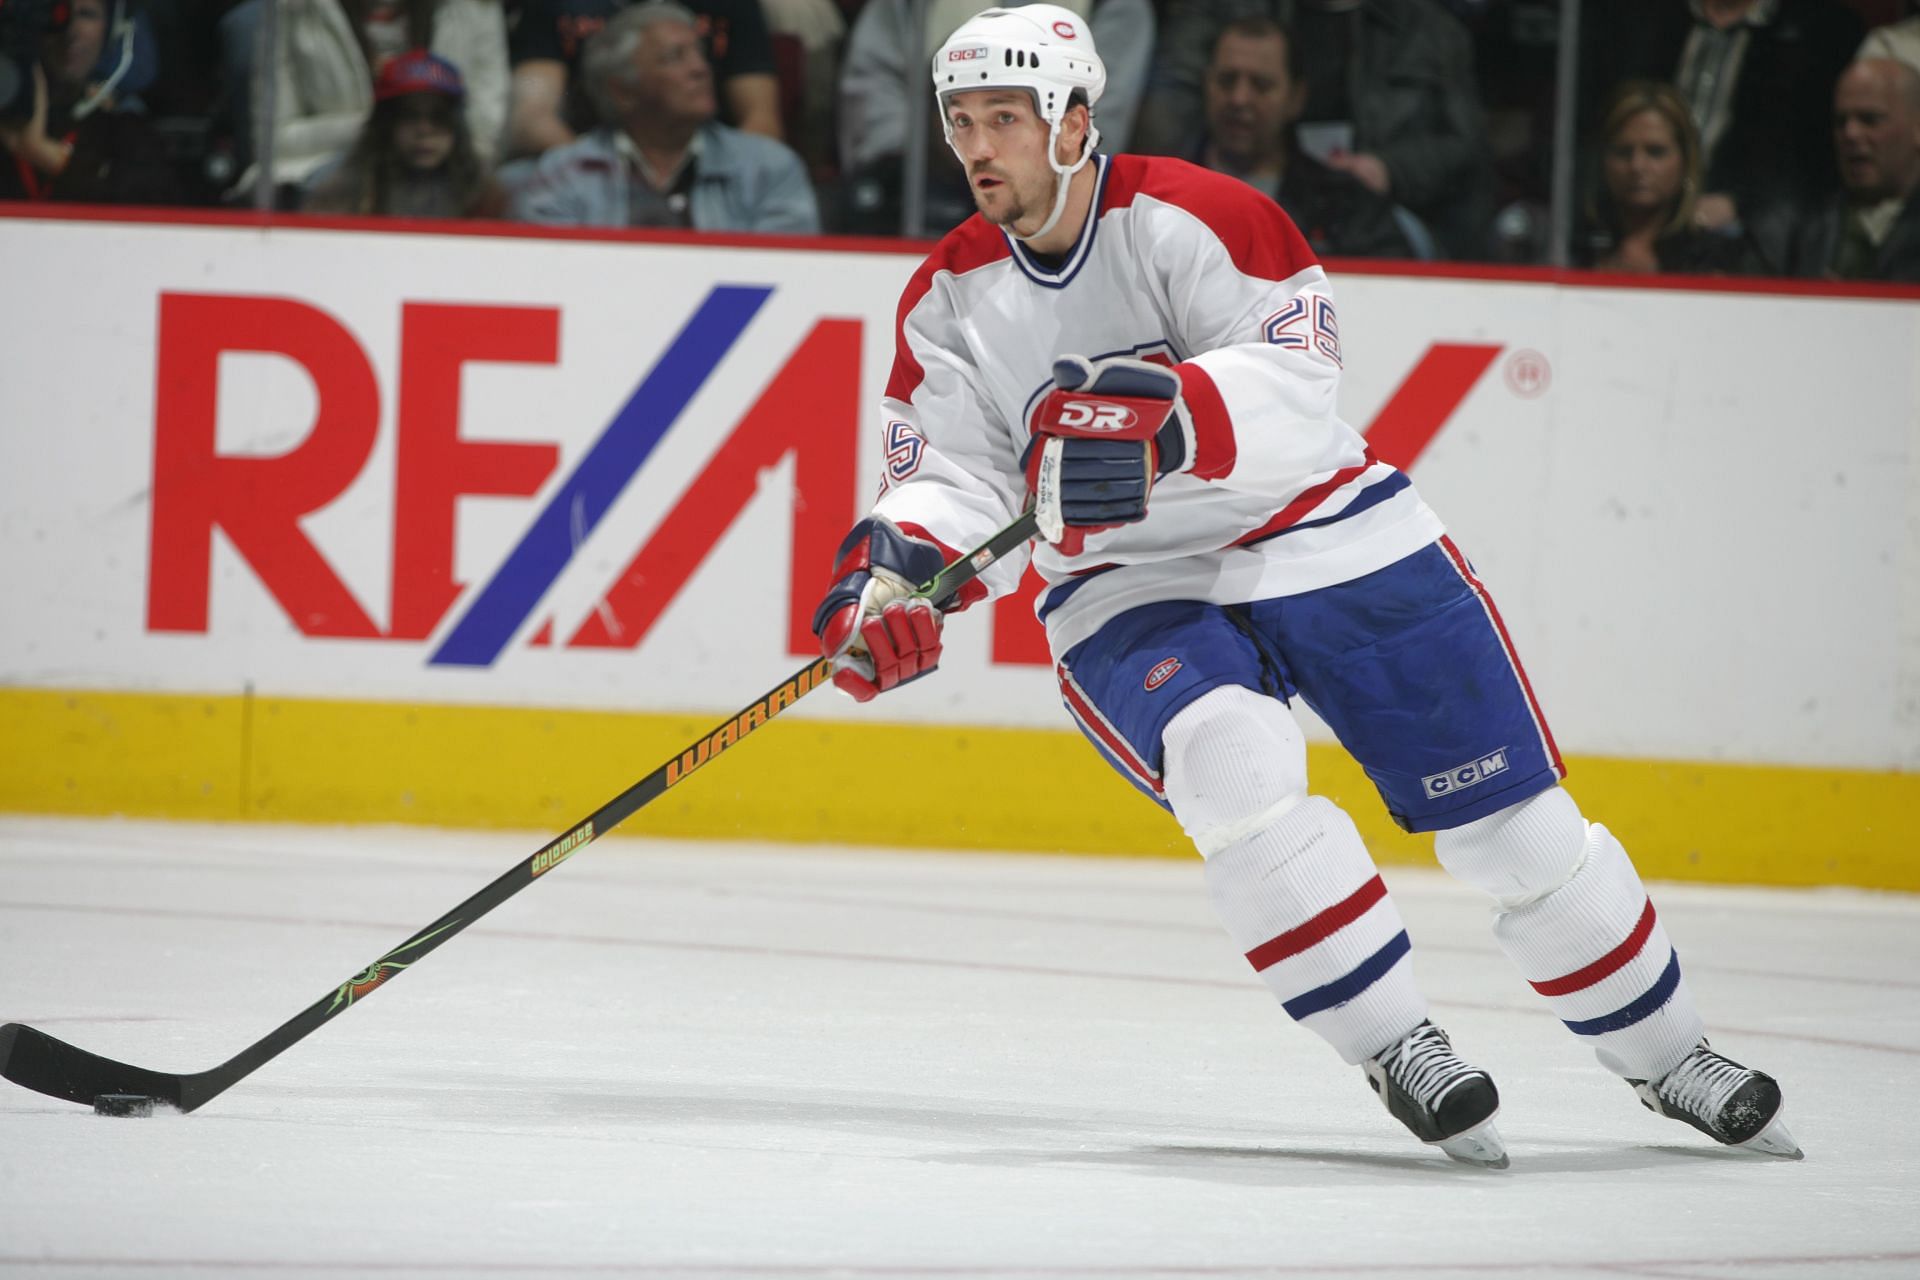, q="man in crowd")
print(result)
[506,0,781,158]
[1137,0,1493,259]
[1773,56,1920,280]
[508,1,817,231]
[1198,16,1414,258]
